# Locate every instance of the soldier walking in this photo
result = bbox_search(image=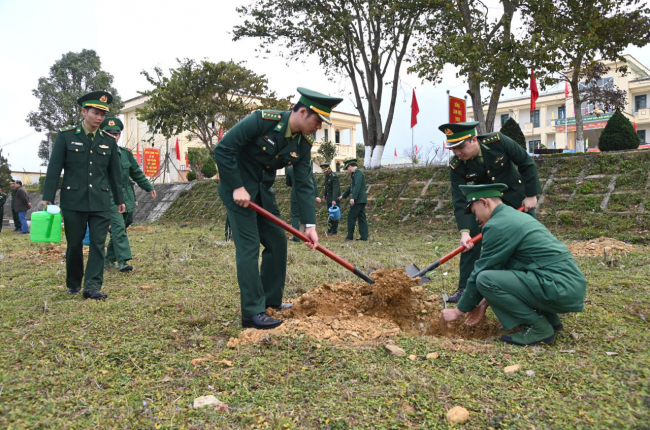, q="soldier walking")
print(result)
[320,162,340,236]
[338,158,368,242]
